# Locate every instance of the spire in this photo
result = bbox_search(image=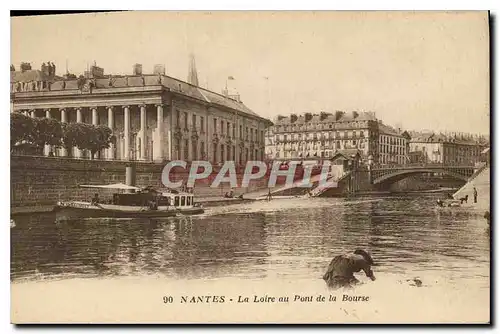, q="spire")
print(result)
[188,53,199,86]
